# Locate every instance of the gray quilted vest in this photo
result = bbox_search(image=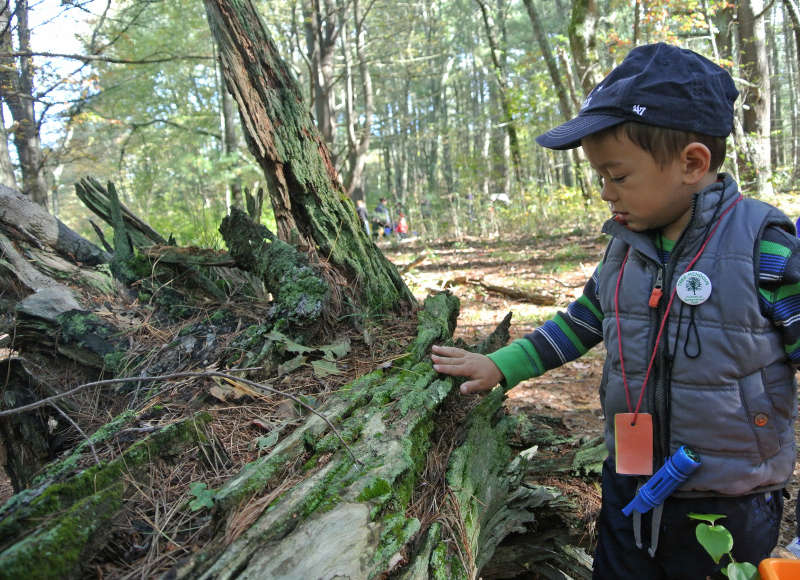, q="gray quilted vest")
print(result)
[597,174,796,496]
